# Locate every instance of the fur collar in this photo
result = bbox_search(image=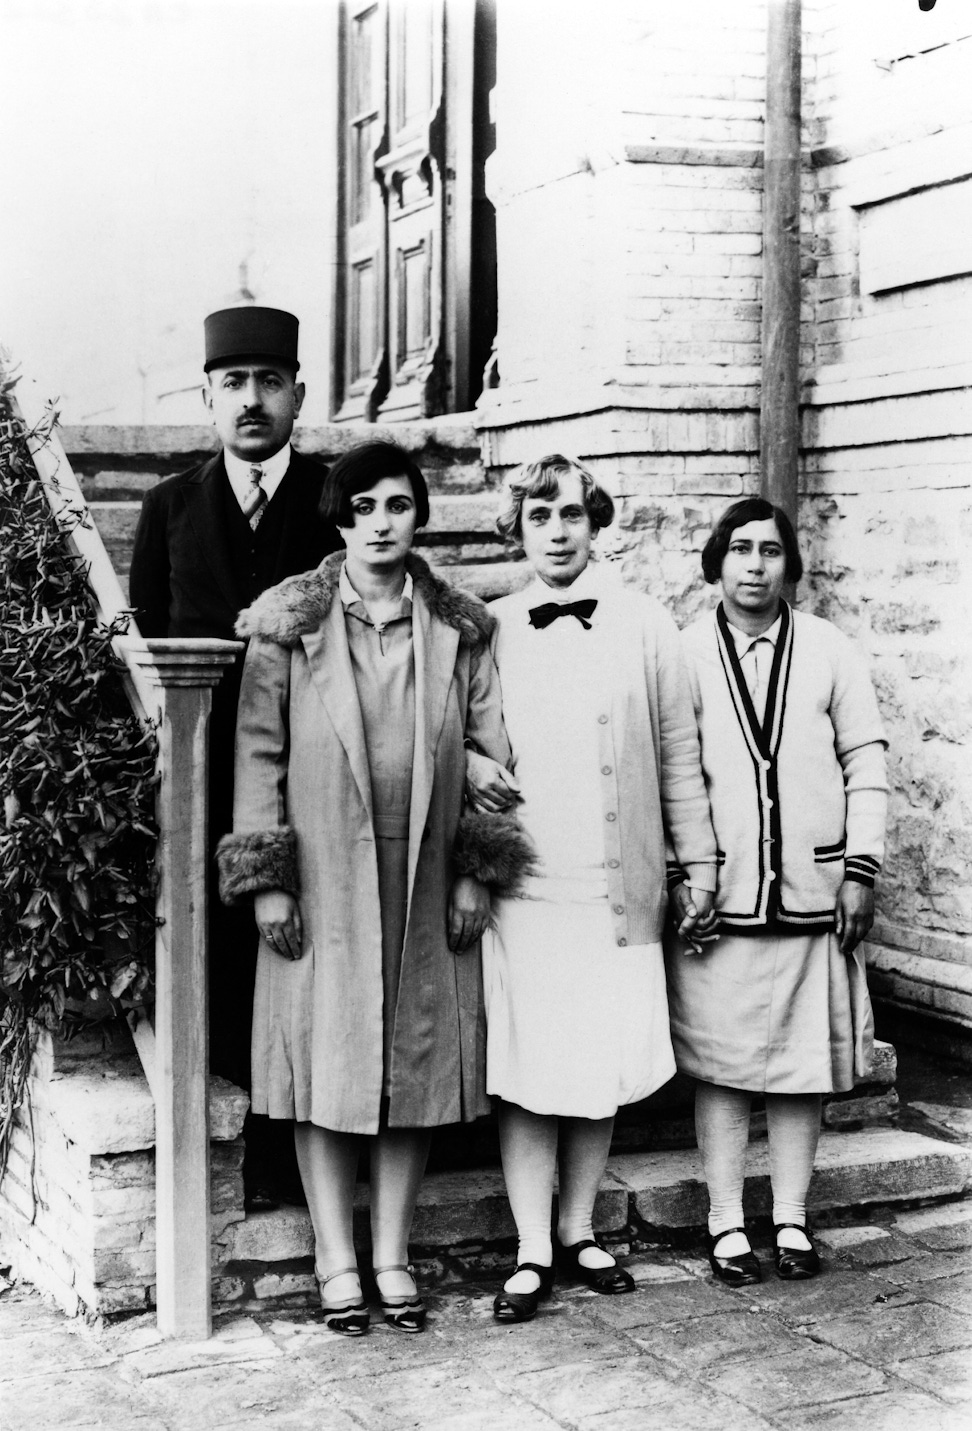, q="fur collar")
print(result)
[236,551,494,649]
